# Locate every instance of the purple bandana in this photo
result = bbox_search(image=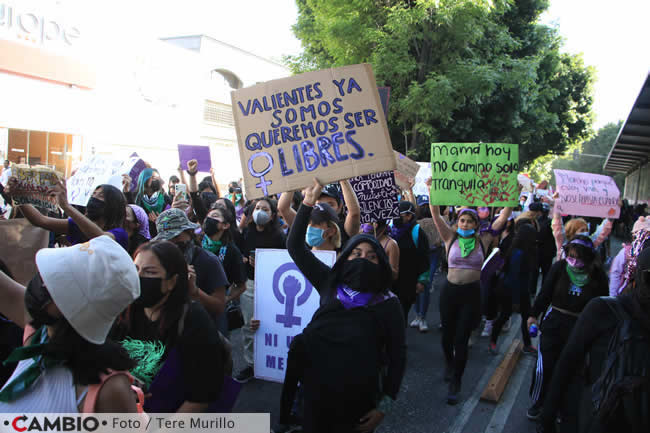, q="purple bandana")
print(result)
[567,238,594,250]
[336,285,394,309]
